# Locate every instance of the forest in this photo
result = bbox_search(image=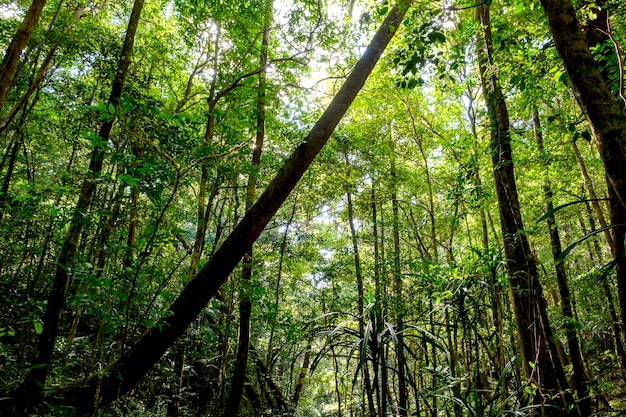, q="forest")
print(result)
[1,0,626,415]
